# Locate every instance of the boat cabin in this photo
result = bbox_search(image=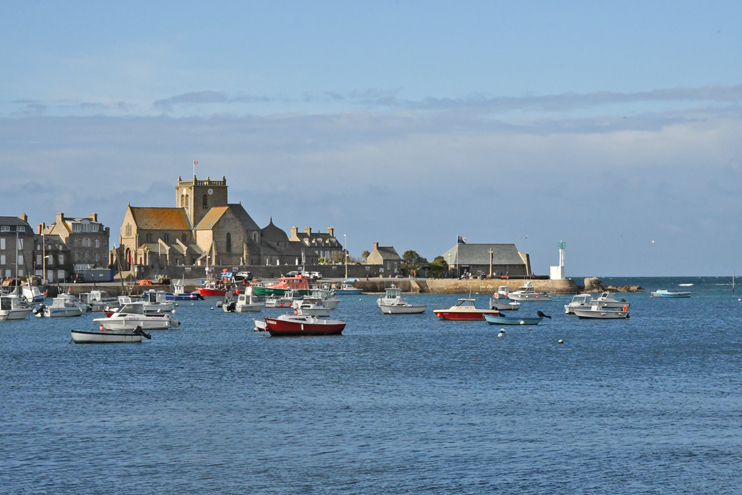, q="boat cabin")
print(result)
[117,304,146,315]
[384,287,402,299]
[275,275,310,291]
